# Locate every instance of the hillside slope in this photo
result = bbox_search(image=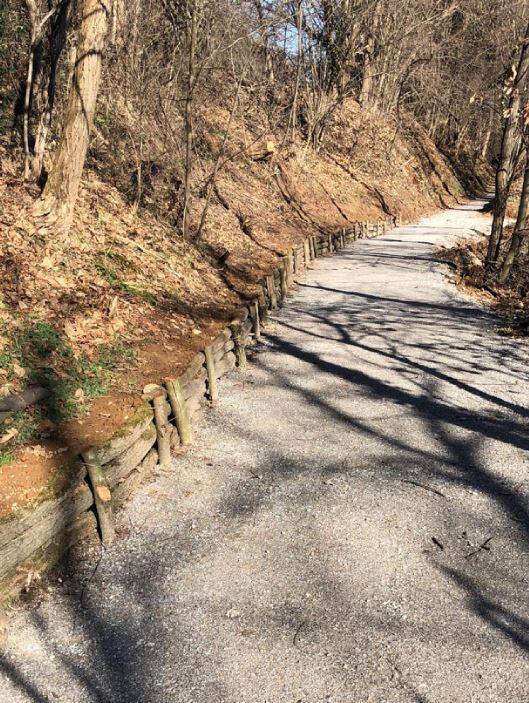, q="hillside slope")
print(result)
[0,100,465,514]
